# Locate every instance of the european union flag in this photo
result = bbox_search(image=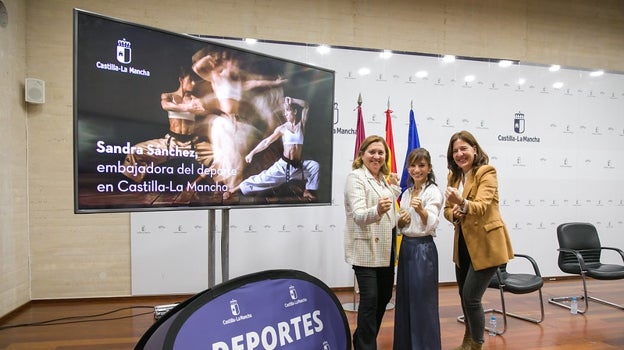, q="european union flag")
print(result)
[399,108,421,193]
